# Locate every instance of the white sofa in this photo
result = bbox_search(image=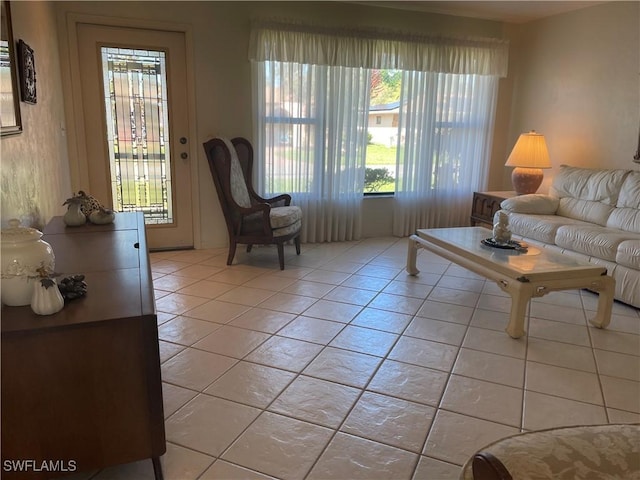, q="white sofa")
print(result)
[499,165,640,308]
